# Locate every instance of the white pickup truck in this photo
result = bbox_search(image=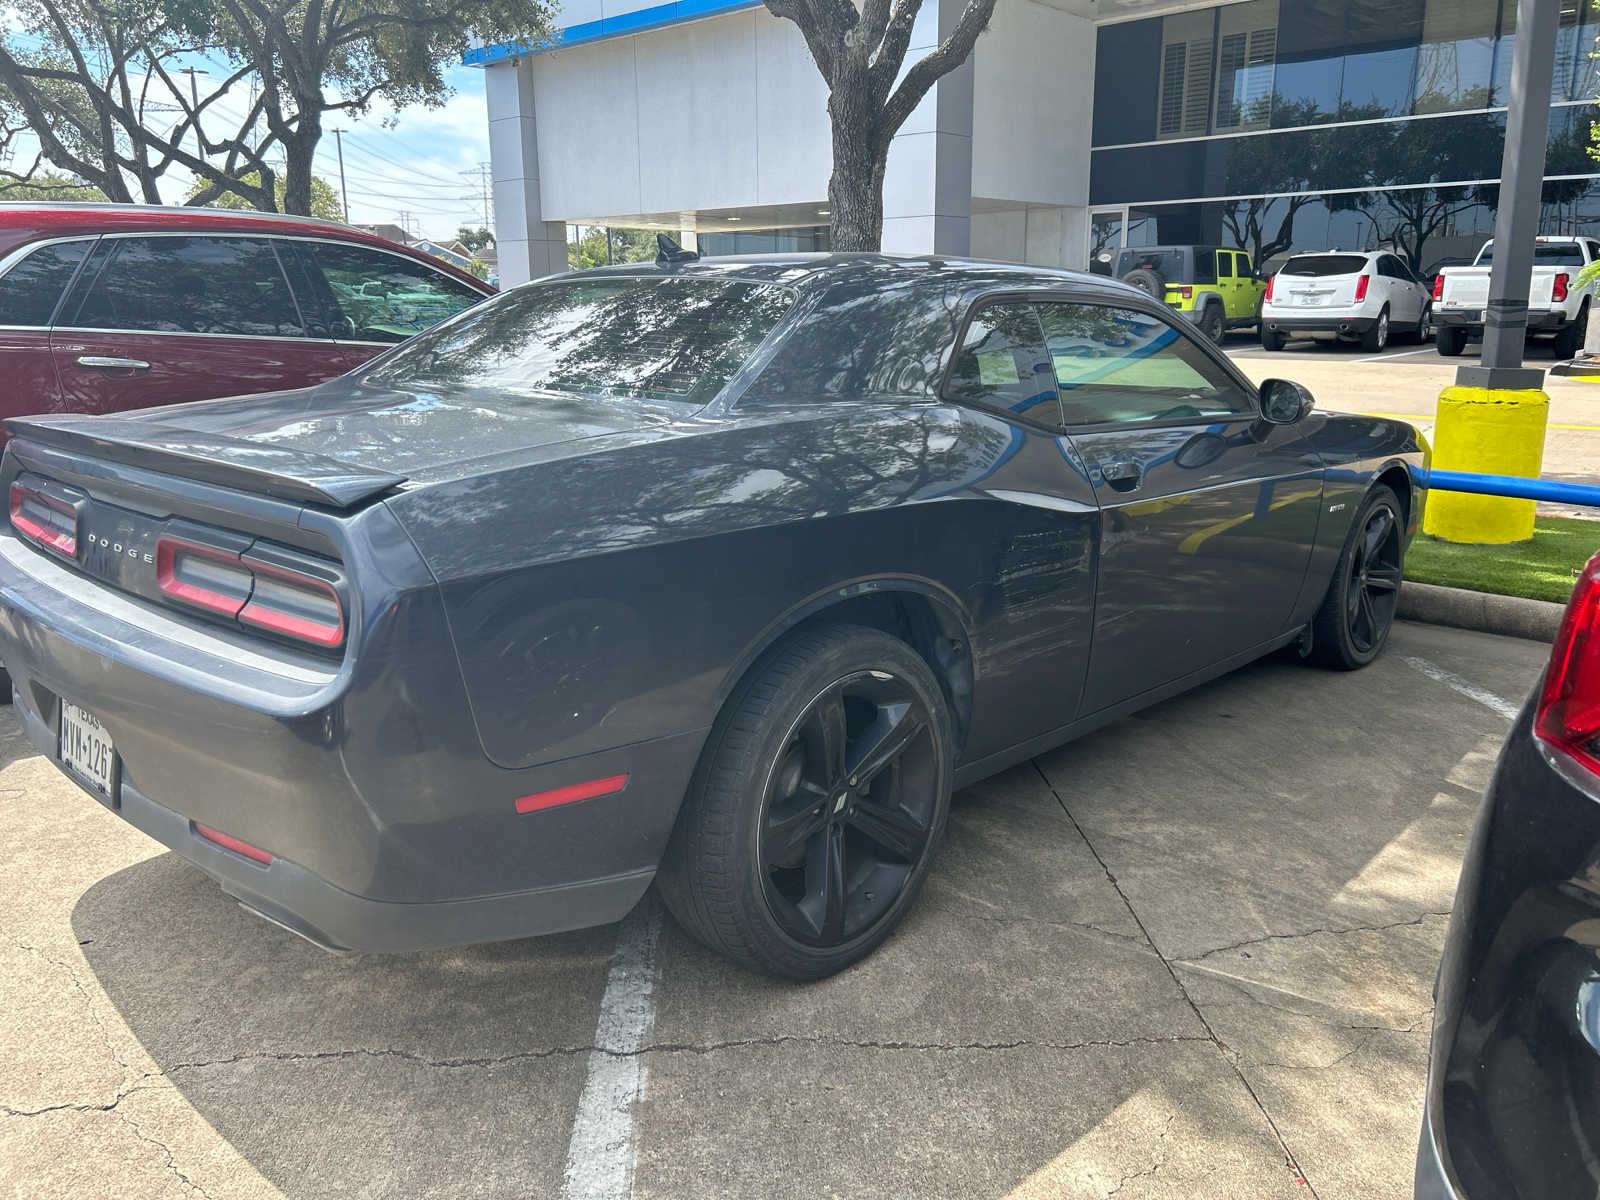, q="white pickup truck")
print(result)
[1433,235,1598,358]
